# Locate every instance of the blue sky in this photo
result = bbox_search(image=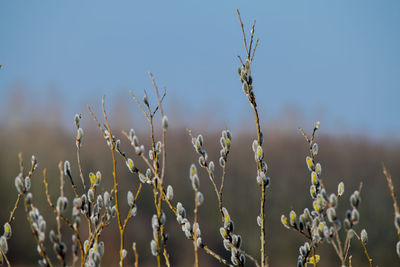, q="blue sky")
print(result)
[0,0,399,137]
